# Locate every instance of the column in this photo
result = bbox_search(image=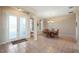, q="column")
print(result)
[34,16,38,40]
